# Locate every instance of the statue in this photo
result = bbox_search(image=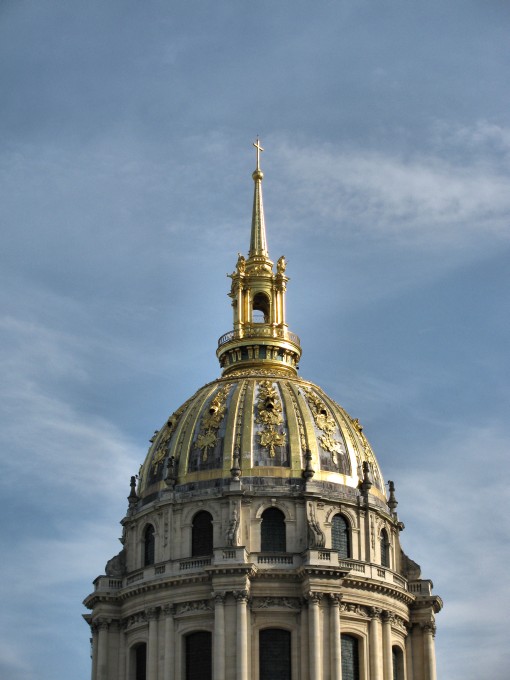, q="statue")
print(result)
[105,549,126,577]
[307,502,325,548]
[277,255,286,274]
[226,506,240,546]
[164,456,177,486]
[236,254,246,274]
